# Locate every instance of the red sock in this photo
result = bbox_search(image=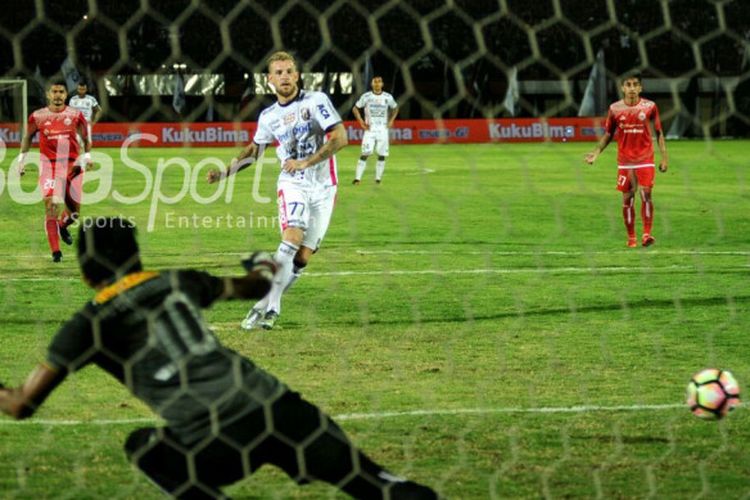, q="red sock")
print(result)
[641,199,653,235]
[622,201,635,238]
[45,217,60,253]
